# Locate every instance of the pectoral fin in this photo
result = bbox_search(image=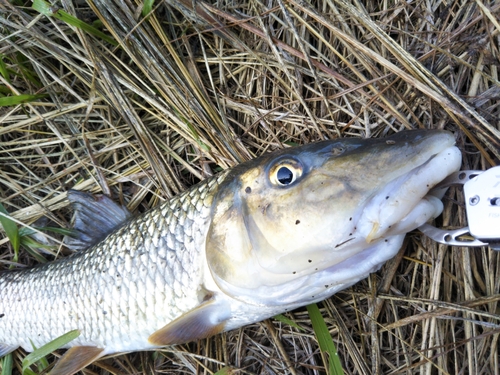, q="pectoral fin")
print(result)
[50,346,104,375]
[148,299,230,346]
